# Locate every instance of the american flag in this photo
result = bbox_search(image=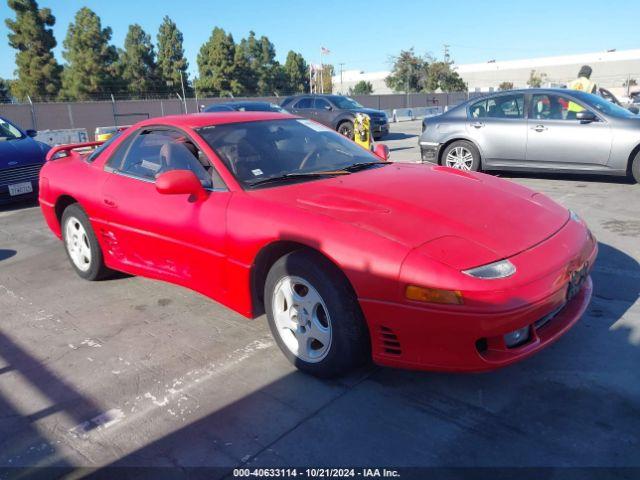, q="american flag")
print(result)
[321,47,331,55]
